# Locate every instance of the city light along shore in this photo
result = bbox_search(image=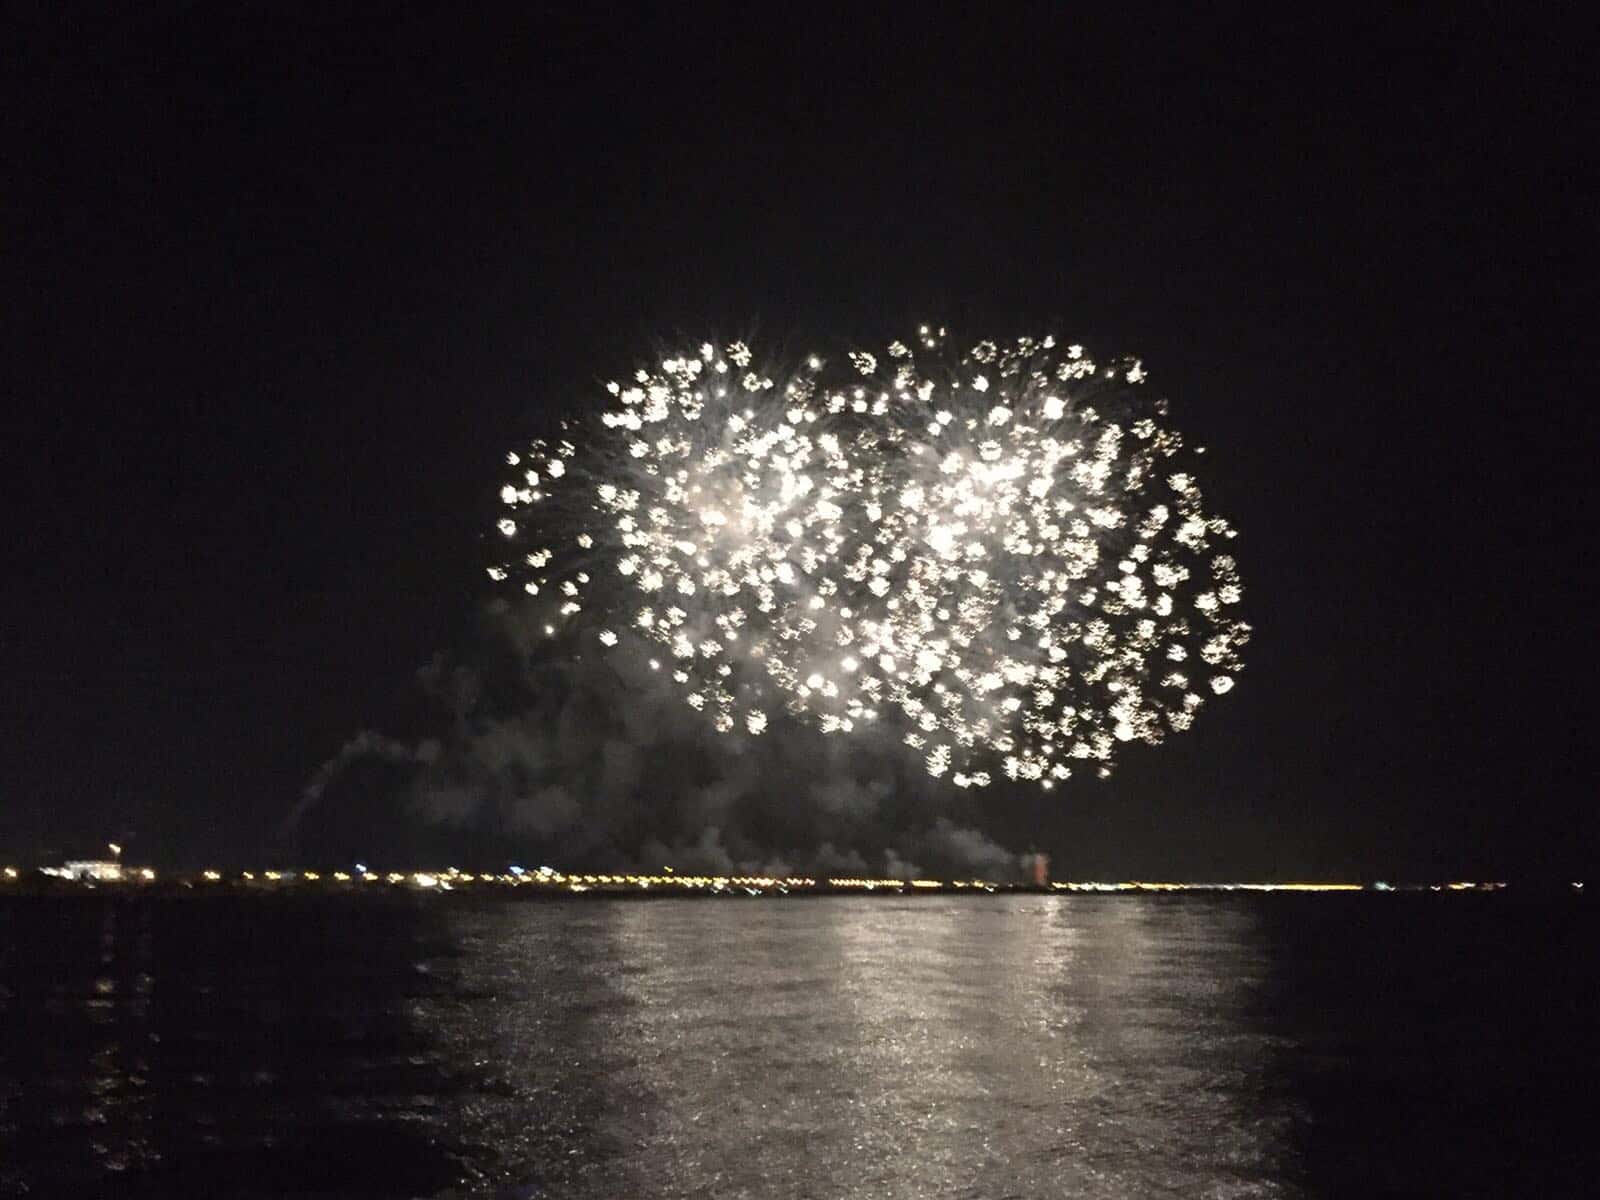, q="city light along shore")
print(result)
[1,862,1555,897]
